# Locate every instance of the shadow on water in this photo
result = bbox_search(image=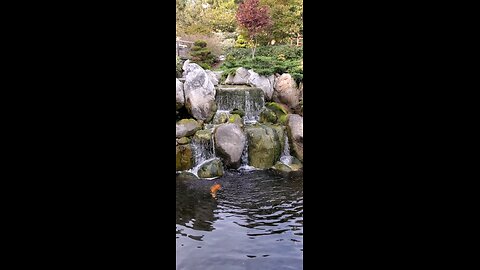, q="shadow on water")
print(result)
[176,177,219,234]
[176,169,303,270]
